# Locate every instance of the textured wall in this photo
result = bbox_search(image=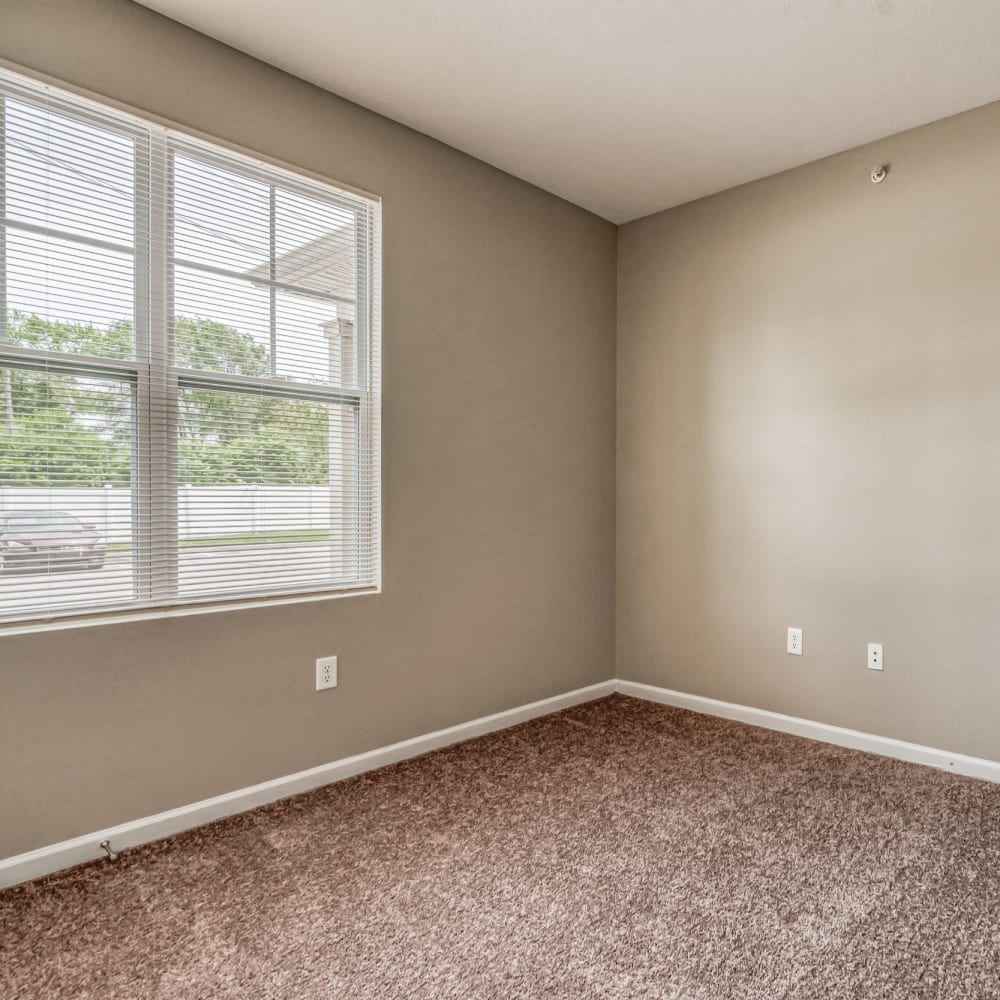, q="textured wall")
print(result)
[617,101,1000,760]
[0,0,617,856]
